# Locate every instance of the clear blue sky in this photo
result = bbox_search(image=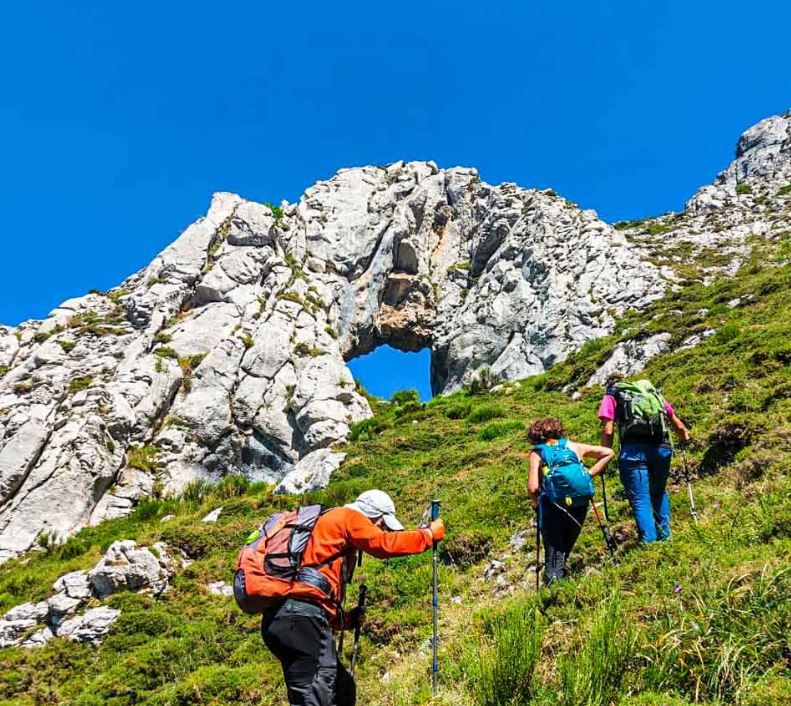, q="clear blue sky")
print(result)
[2,1,789,398]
